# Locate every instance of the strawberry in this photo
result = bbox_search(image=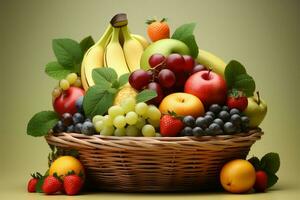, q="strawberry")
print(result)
[27,172,42,193]
[160,114,184,137]
[63,172,84,195]
[227,90,248,111]
[42,174,62,195]
[254,170,268,192]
